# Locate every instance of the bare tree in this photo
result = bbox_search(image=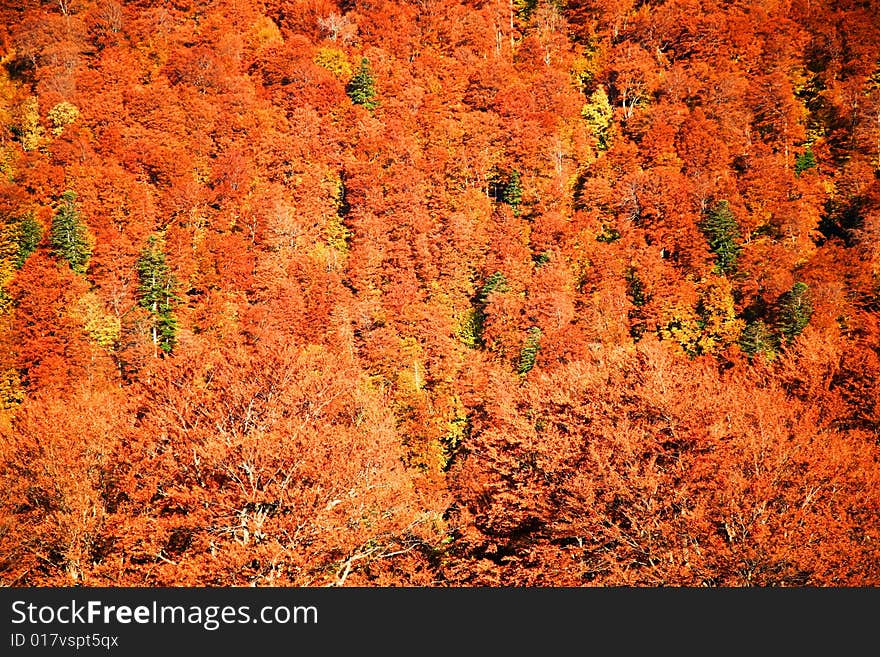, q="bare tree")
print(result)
[317,12,357,46]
